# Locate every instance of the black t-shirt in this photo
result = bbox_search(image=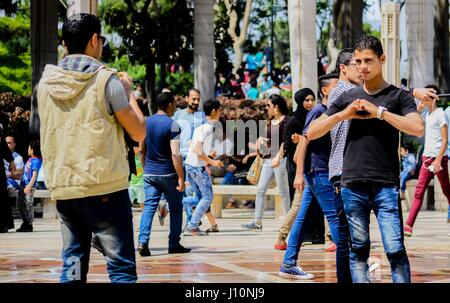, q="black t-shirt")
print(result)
[325,85,417,186]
